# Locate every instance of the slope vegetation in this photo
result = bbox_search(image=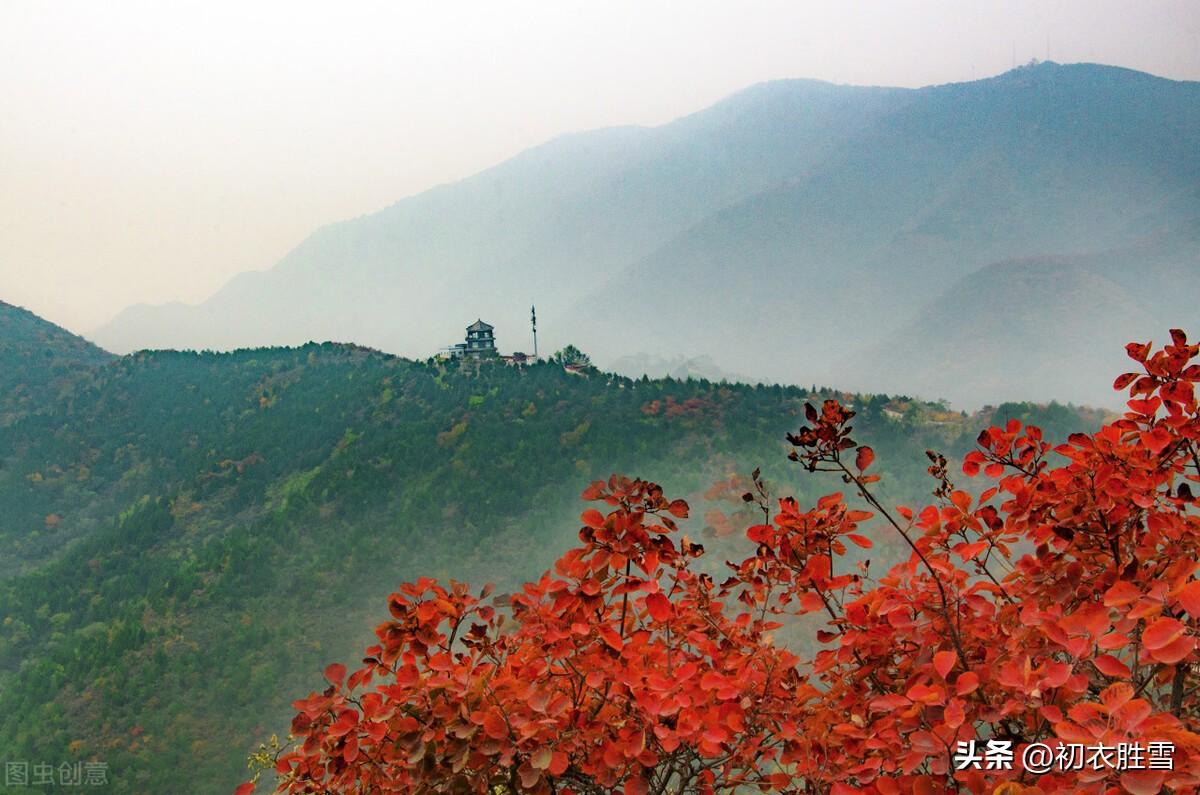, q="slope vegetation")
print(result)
[0,331,1105,793]
[0,300,114,425]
